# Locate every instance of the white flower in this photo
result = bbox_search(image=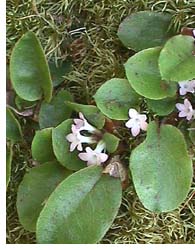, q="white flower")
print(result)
[125,109,148,137]
[176,99,195,121]
[178,80,195,95]
[74,112,97,133]
[66,125,95,152]
[78,141,108,166]
[66,113,100,152]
